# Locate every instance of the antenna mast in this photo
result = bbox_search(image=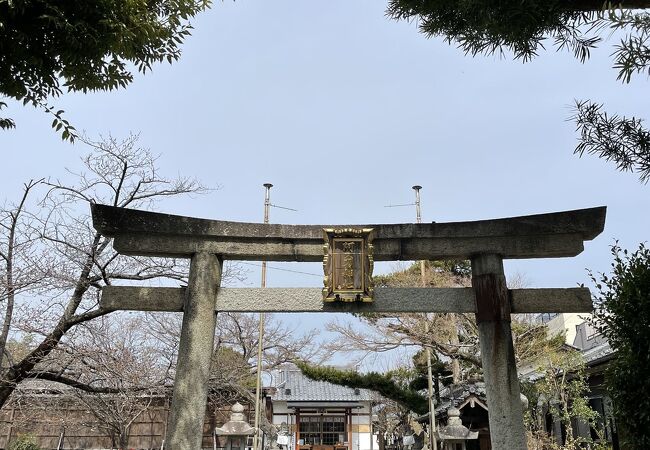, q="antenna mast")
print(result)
[254,183,296,450]
[385,186,437,450]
